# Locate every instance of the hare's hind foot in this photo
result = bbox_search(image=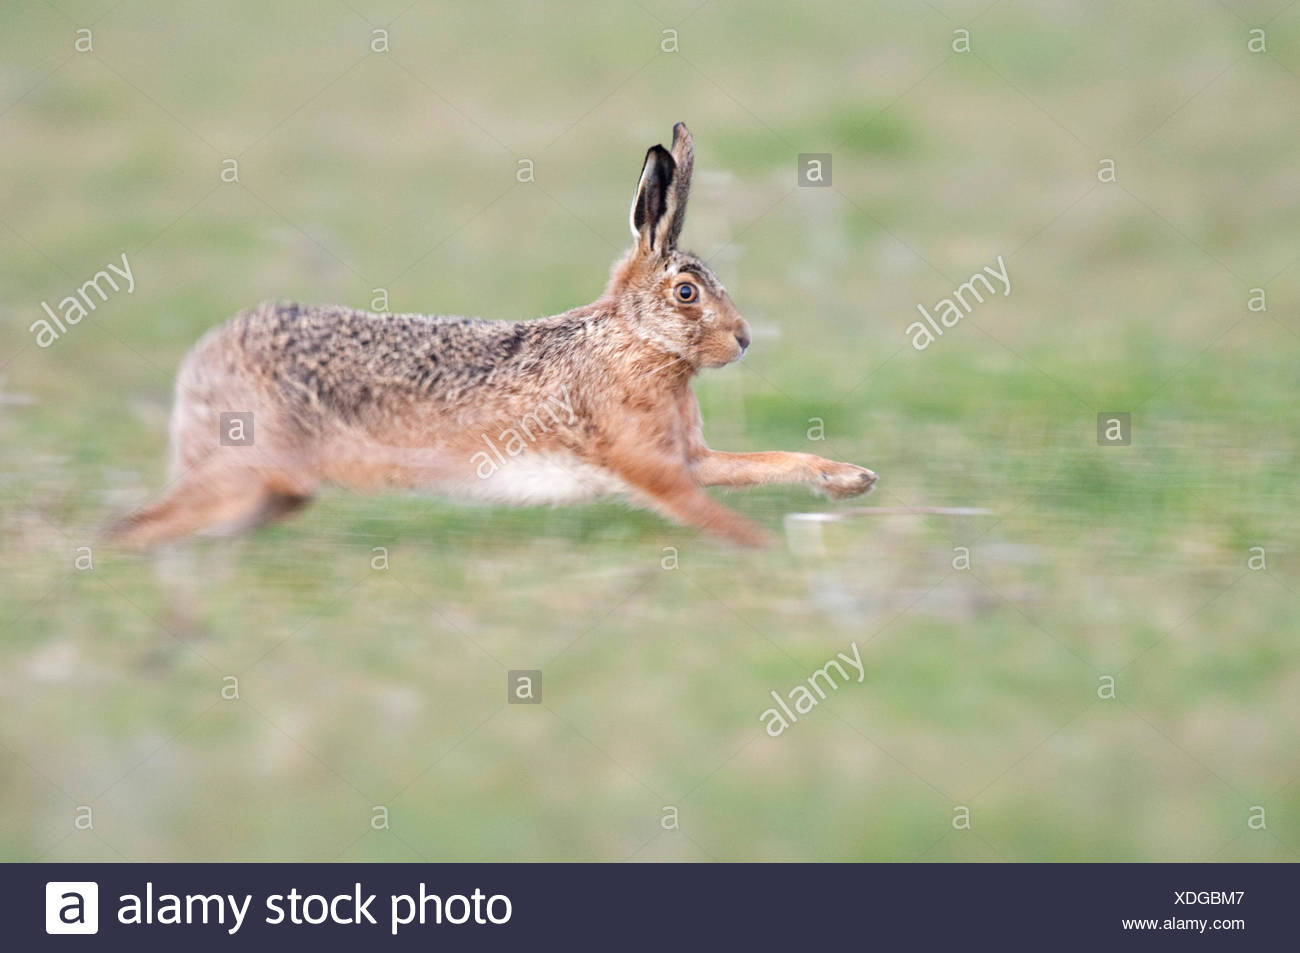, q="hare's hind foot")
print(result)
[239,488,314,530]
[106,466,315,550]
